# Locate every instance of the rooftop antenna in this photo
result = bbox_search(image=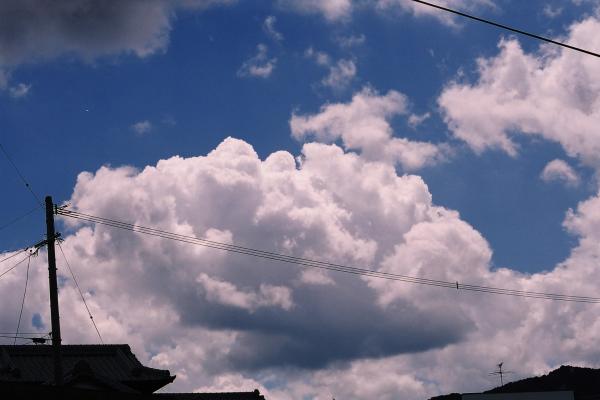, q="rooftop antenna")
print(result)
[489,362,513,387]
